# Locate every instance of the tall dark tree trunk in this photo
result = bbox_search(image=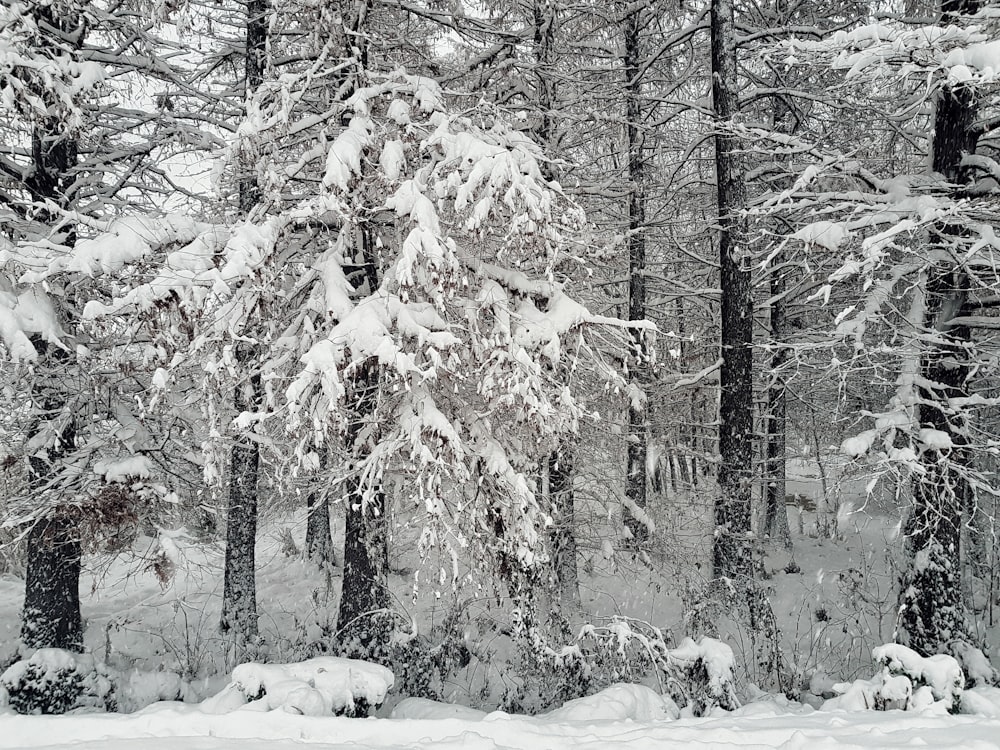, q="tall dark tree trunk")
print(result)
[899,0,979,655]
[305,449,334,567]
[221,343,261,646]
[336,358,389,649]
[22,342,81,652]
[220,0,268,651]
[622,3,650,550]
[712,0,754,579]
[20,2,84,653]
